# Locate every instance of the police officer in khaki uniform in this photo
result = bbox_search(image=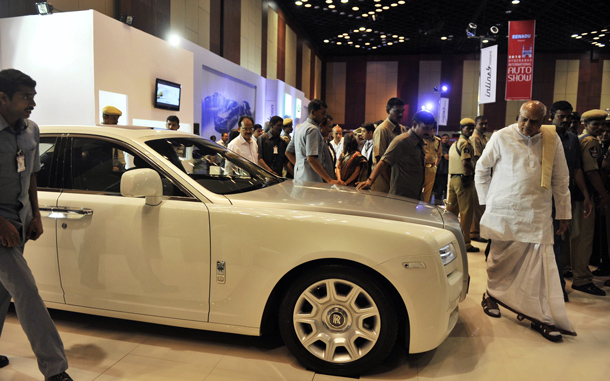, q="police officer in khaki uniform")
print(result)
[448,118,479,252]
[421,129,442,203]
[570,109,609,296]
[470,115,489,242]
[101,106,125,170]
